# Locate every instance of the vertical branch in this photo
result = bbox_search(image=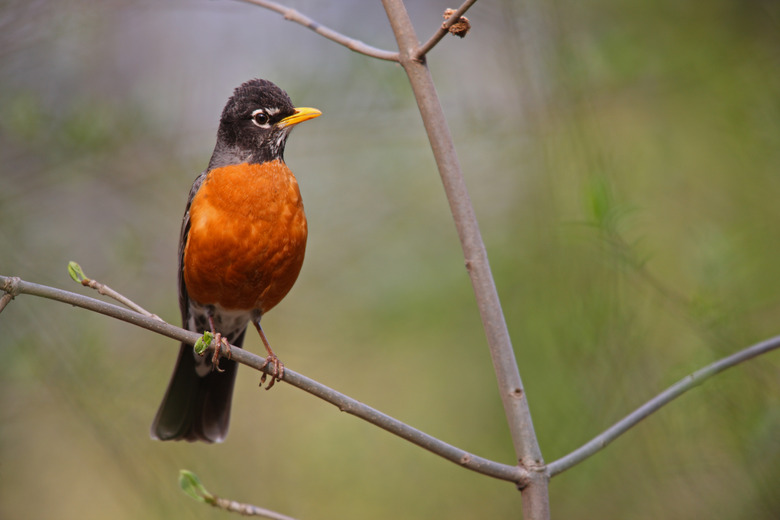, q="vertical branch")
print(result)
[380,1,549,518]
